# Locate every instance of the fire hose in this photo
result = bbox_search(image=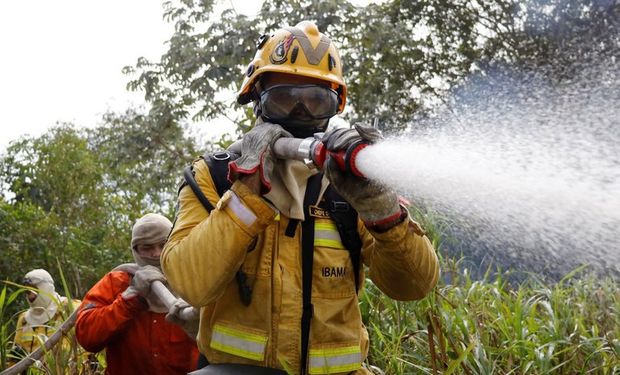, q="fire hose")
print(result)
[4,137,373,375]
[1,309,78,375]
[2,265,197,375]
[271,134,370,178]
[151,280,198,321]
[112,263,198,321]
